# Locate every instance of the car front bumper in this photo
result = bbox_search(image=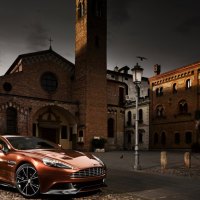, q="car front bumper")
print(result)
[42,178,107,195]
